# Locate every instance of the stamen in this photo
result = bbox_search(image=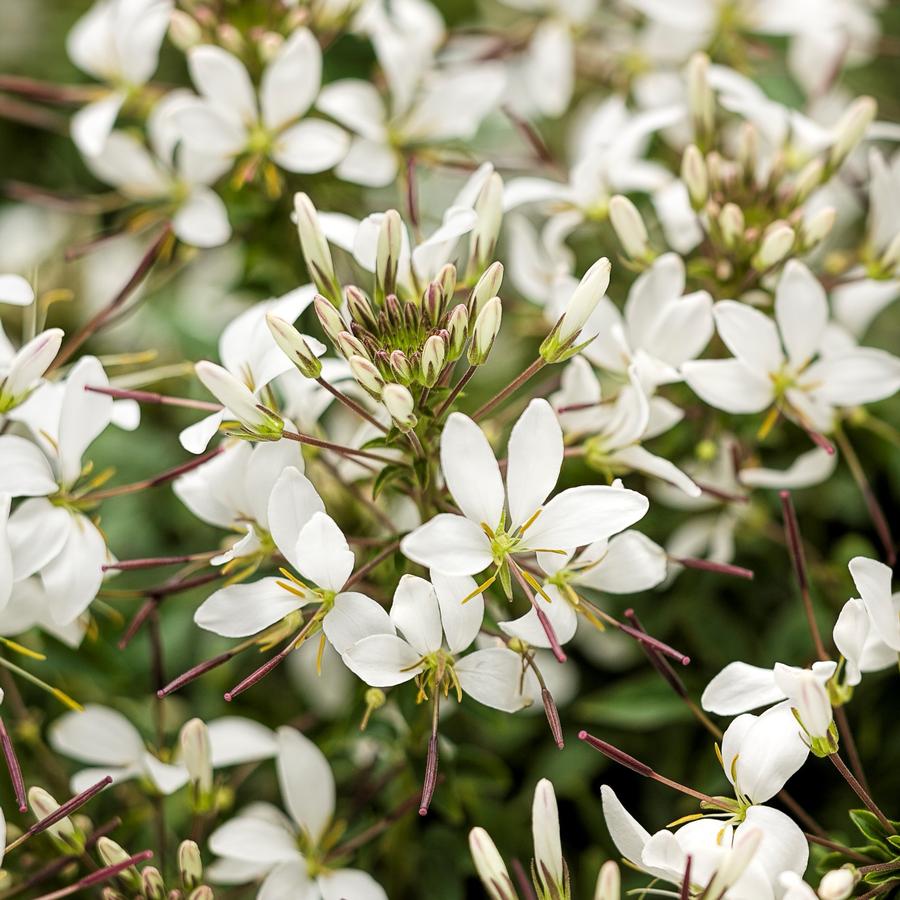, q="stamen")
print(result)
[756,405,780,440]
[31,850,154,900]
[461,573,497,604]
[516,507,542,536]
[315,633,326,676]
